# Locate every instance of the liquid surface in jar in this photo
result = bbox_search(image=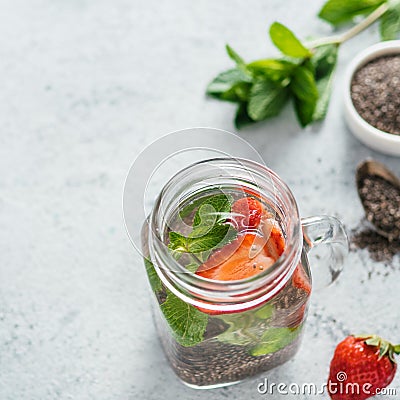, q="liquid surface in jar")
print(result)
[165,187,286,281]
